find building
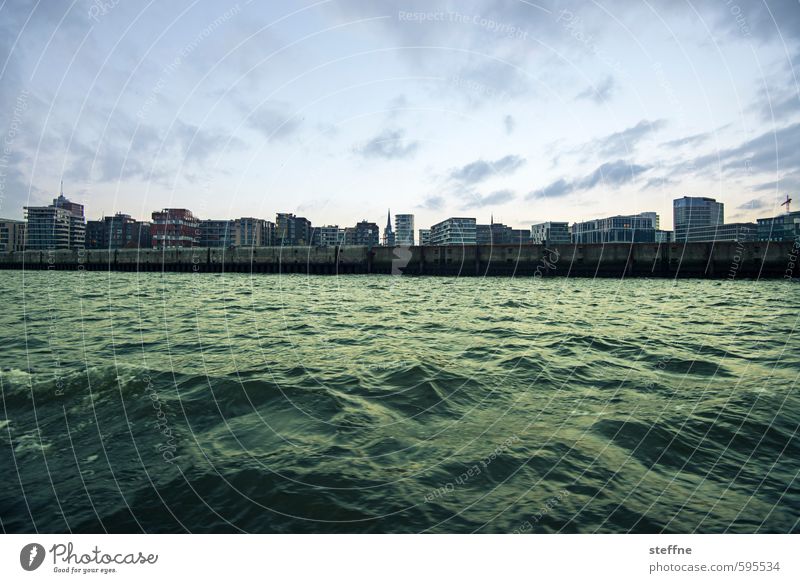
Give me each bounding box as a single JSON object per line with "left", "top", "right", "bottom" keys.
{"left": 757, "top": 210, "right": 800, "bottom": 242}
{"left": 681, "top": 222, "right": 757, "bottom": 243}
{"left": 199, "top": 219, "right": 235, "bottom": 248}
{"left": 429, "top": 217, "right": 477, "bottom": 246}
{"left": 637, "top": 212, "right": 660, "bottom": 230}
{"left": 151, "top": 208, "right": 200, "bottom": 248}
{"left": 418, "top": 229, "right": 431, "bottom": 246}
{"left": 313, "top": 225, "right": 345, "bottom": 246}
{"left": 52, "top": 193, "right": 86, "bottom": 248}
{"left": 234, "top": 217, "right": 274, "bottom": 247}
{"left": 674, "top": 196, "right": 724, "bottom": 241}
{"left": 276, "top": 213, "right": 312, "bottom": 246}
{"left": 572, "top": 214, "right": 656, "bottom": 243}
{"left": 344, "top": 220, "right": 380, "bottom": 247}
{"left": 0, "top": 219, "right": 26, "bottom": 251}
{"left": 395, "top": 214, "right": 415, "bottom": 246}
{"left": 655, "top": 230, "right": 674, "bottom": 243}
{"left": 531, "top": 222, "right": 570, "bottom": 245}
{"left": 382, "top": 210, "right": 395, "bottom": 246}
{"left": 86, "top": 213, "right": 151, "bottom": 249}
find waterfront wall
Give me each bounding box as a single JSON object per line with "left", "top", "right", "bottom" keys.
{"left": 0, "top": 241, "right": 797, "bottom": 278}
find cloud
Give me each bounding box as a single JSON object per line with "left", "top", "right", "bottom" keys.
{"left": 589, "top": 119, "right": 667, "bottom": 157}
{"left": 737, "top": 198, "right": 767, "bottom": 210}
{"left": 575, "top": 76, "right": 615, "bottom": 104}
{"left": 504, "top": 114, "right": 515, "bottom": 134}
{"left": 246, "top": 104, "right": 303, "bottom": 141}
{"left": 527, "top": 160, "right": 650, "bottom": 200}
{"left": 450, "top": 154, "right": 525, "bottom": 184}
{"left": 692, "top": 122, "right": 800, "bottom": 175}
{"left": 358, "top": 129, "right": 419, "bottom": 159}
{"left": 462, "top": 189, "right": 516, "bottom": 209}
{"left": 661, "top": 131, "right": 711, "bottom": 149}
{"left": 417, "top": 195, "right": 445, "bottom": 210}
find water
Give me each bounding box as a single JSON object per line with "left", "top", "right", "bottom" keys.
{"left": 0, "top": 271, "right": 798, "bottom": 533}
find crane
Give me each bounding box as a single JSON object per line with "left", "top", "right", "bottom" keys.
{"left": 780, "top": 193, "right": 792, "bottom": 214}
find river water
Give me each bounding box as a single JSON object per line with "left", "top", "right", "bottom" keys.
{"left": 0, "top": 271, "right": 798, "bottom": 532}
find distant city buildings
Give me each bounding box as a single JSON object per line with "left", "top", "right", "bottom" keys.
{"left": 681, "top": 222, "right": 757, "bottom": 243}
{"left": 0, "top": 219, "right": 26, "bottom": 252}
{"left": 345, "top": 220, "right": 380, "bottom": 247}
{"left": 87, "top": 213, "right": 151, "bottom": 249}
{"left": 476, "top": 218, "right": 530, "bottom": 244}
{"left": 276, "top": 213, "right": 312, "bottom": 246}
{"left": 313, "top": 225, "right": 345, "bottom": 246}
{"left": 24, "top": 191, "right": 86, "bottom": 250}
{"left": 418, "top": 228, "right": 431, "bottom": 246}
{"left": 151, "top": 208, "right": 200, "bottom": 248}
{"left": 395, "top": 214, "right": 415, "bottom": 246}
{"left": 673, "top": 196, "right": 724, "bottom": 241}
{"left": 531, "top": 222, "right": 570, "bottom": 246}
{"left": 430, "top": 217, "right": 476, "bottom": 245}
{"left": 235, "top": 217, "right": 274, "bottom": 247}
{"left": 572, "top": 214, "right": 656, "bottom": 243}
{"left": 757, "top": 210, "right": 800, "bottom": 242}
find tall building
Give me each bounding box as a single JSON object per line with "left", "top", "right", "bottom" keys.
{"left": 429, "top": 217, "right": 477, "bottom": 245}
{"left": 572, "top": 214, "right": 656, "bottom": 243}
{"left": 234, "top": 217, "right": 274, "bottom": 247}
{"left": 0, "top": 219, "right": 26, "bottom": 251}
{"left": 24, "top": 189, "right": 85, "bottom": 250}
{"left": 757, "top": 211, "right": 800, "bottom": 242}
{"left": 395, "top": 214, "right": 415, "bottom": 246}
{"left": 313, "top": 225, "right": 345, "bottom": 246}
{"left": 199, "top": 219, "right": 235, "bottom": 248}
{"left": 151, "top": 208, "right": 200, "bottom": 248}
{"left": 87, "top": 213, "right": 151, "bottom": 249}
{"left": 383, "top": 210, "right": 395, "bottom": 246}
{"left": 418, "top": 228, "right": 431, "bottom": 246}
{"left": 276, "top": 213, "right": 312, "bottom": 245}
{"left": 673, "top": 196, "right": 724, "bottom": 241}
{"left": 52, "top": 192, "right": 86, "bottom": 248}
{"left": 531, "top": 222, "right": 570, "bottom": 245}
{"left": 344, "top": 220, "right": 380, "bottom": 247}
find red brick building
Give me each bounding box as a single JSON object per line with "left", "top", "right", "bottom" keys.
{"left": 150, "top": 208, "right": 200, "bottom": 248}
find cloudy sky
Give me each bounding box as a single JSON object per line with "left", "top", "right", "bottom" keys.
{"left": 0, "top": 0, "right": 798, "bottom": 230}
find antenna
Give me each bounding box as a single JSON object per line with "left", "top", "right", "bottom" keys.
{"left": 780, "top": 193, "right": 792, "bottom": 214}
{"left": 60, "top": 179, "right": 64, "bottom": 197}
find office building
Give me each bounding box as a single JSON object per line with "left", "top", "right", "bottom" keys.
{"left": 276, "top": 213, "right": 312, "bottom": 246}
{"left": 199, "top": 219, "right": 235, "bottom": 248}
{"left": 757, "top": 211, "right": 800, "bottom": 242}
{"left": 234, "top": 217, "right": 274, "bottom": 247}
{"left": 87, "top": 213, "right": 152, "bottom": 249}
{"left": 674, "top": 196, "right": 724, "bottom": 241}
{"left": 151, "top": 208, "right": 200, "bottom": 248}
{"left": 655, "top": 230, "right": 674, "bottom": 243}
{"left": 429, "top": 217, "right": 477, "bottom": 246}
{"left": 24, "top": 191, "right": 86, "bottom": 250}
{"left": 531, "top": 222, "right": 570, "bottom": 245}
{"left": 680, "top": 222, "right": 757, "bottom": 243}
{"left": 313, "top": 225, "right": 345, "bottom": 246}
{"left": 395, "top": 214, "right": 415, "bottom": 246}
{"left": 637, "top": 212, "right": 660, "bottom": 230}
{"left": 418, "top": 229, "right": 431, "bottom": 246}
{"left": 344, "top": 220, "right": 380, "bottom": 247}
{"left": 572, "top": 214, "right": 656, "bottom": 243}
{"left": 52, "top": 193, "right": 86, "bottom": 248}
{"left": 0, "top": 219, "right": 26, "bottom": 251}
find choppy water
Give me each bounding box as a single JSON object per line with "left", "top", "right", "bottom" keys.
{"left": 0, "top": 271, "right": 798, "bottom": 533}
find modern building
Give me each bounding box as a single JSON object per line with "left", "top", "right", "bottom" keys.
{"left": 637, "top": 211, "right": 660, "bottom": 230}
{"left": 655, "top": 230, "right": 674, "bottom": 243}
{"left": 276, "top": 213, "right": 312, "bottom": 246}
{"left": 24, "top": 191, "right": 86, "bottom": 250}
{"left": 151, "top": 208, "right": 200, "bottom": 248}
{"left": 531, "top": 222, "right": 571, "bottom": 245}
{"left": 0, "top": 219, "right": 26, "bottom": 252}
{"left": 429, "top": 217, "right": 477, "bottom": 246}
{"left": 313, "top": 225, "right": 345, "bottom": 246}
{"left": 234, "top": 217, "right": 274, "bottom": 247}
{"left": 344, "top": 220, "right": 380, "bottom": 247}
{"left": 395, "top": 214, "right": 415, "bottom": 246}
{"left": 87, "top": 213, "right": 151, "bottom": 249}
{"left": 418, "top": 229, "right": 431, "bottom": 246}
{"left": 757, "top": 210, "right": 800, "bottom": 242}
{"left": 572, "top": 214, "right": 656, "bottom": 243}
{"left": 681, "top": 222, "right": 757, "bottom": 243}
{"left": 52, "top": 193, "right": 86, "bottom": 248}
{"left": 383, "top": 210, "right": 395, "bottom": 246}
{"left": 674, "top": 196, "right": 724, "bottom": 241}
{"left": 199, "top": 219, "right": 235, "bottom": 248}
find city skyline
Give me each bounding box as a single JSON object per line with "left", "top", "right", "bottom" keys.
{"left": 0, "top": 1, "right": 798, "bottom": 230}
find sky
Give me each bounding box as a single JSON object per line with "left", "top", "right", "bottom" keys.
{"left": 0, "top": 0, "right": 798, "bottom": 231}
